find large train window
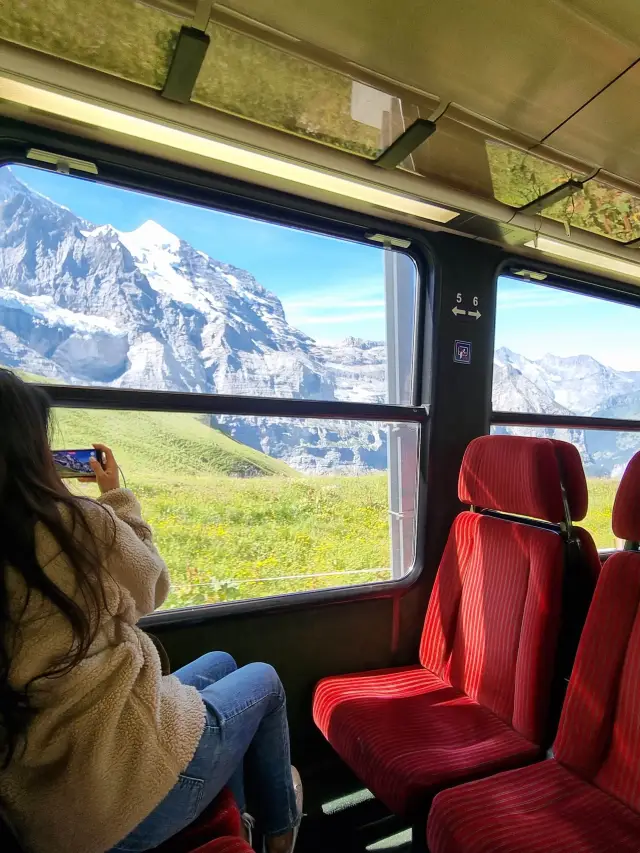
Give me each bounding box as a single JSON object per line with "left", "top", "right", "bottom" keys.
{"left": 492, "top": 274, "right": 640, "bottom": 548}
{"left": 0, "top": 164, "right": 423, "bottom": 608}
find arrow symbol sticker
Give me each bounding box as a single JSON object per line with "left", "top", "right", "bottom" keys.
{"left": 468, "top": 309, "right": 481, "bottom": 319}
{"left": 452, "top": 306, "right": 467, "bottom": 316}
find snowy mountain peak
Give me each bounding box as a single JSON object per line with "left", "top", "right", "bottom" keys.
{"left": 494, "top": 346, "right": 518, "bottom": 364}
{"left": 121, "top": 219, "right": 181, "bottom": 252}
{"left": 341, "top": 336, "right": 384, "bottom": 350}
{"left": 539, "top": 352, "right": 601, "bottom": 369}
{"left": 0, "top": 167, "right": 26, "bottom": 201}
{"left": 82, "top": 224, "right": 118, "bottom": 239}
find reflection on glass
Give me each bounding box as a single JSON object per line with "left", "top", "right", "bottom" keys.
{"left": 193, "top": 25, "right": 383, "bottom": 157}
{"left": 0, "top": 164, "right": 418, "bottom": 406}
{"left": 486, "top": 142, "right": 640, "bottom": 242}
{"left": 486, "top": 142, "right": 577, "bottom": 207}
{"left": 54, "top": 408, "right": 419, "bottom": 608}
{"left": 0, "top": 0, "right": 179, "bottom": 87}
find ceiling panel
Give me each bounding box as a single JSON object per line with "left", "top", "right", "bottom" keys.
{"left": 555, "top": 0, "right": 640, "bottom": 50}
{"left": 544, "top": 63, "right": 640, "bottom": 186}
{"left": 220, "top": 0, "right": 639, "bottom": 140}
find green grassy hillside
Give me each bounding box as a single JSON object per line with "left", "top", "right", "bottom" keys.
{"left": 135, "top": 474, "right": 390, "bottom": 609}
{"left": 13, "top": 374, "right": 627, "bottom": 608}
{"left": 50, "top": 405, "right": 390, "bottom": 609}
{"left": 52, "top": 407, "right": 295, "bottom": 480}
{"left": 50, "top": 403, "right": 628, "bottom": 606}
{"left": 583, "top": 477, "right": 619, "bottom": 551}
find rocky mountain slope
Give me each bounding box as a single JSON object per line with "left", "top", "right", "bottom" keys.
{"left": 493, "top": 347, "right": 640, "bottom": 477}
{"left": 0, "top": 168, "right": 389, "bottom": 473}
{"left": 1, "top": 166, "right": 638, "bottom": 477}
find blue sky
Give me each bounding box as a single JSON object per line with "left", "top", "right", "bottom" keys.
{"left": 496, "top": 277, "right": 640, "bottom": 371}
{"left": 10, "top": 166, "right": 640, "bottom": 367}
{"left": 12, "top": 165, "right": 389, "bottom": 344}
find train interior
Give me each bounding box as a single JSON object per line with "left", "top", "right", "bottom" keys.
{"left": 1, "top": 2, "right": 640, "bottom": 852}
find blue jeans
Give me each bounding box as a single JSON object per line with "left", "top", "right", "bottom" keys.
{"left": 110, "top": 652, "right": 299, "bottom": 851}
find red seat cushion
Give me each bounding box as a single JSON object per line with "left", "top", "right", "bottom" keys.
{"left": 427, "top": 760, "right": 640, "bottom": 853}
{"left": 313, "top": 666, "right": 540, "bottom": 816}
{"left": 314, "top": 510, "right": 566, "bottom": 815}
{"left": 152, "top": 788, "right": 242, "bottom": 853}
{"left": 191, "top": 840, "right": 253, "bottom": 853}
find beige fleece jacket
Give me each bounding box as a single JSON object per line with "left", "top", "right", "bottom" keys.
{"left": 0, "top": 489, "right": 206, "bottom": 853}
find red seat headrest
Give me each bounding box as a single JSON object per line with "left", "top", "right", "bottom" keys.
{"left": 612, "top": 451, "right": 640, "bottom": 541}
{"left": 459, "top": 435, "right": 588, "bottom": 523}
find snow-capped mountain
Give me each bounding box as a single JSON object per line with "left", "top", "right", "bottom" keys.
{"left": 493, "top": 347, "right": 640, "bottom": 477}
{"left": 0, "top": 168, "right": 389, "bottom": 473}
{"left": 1, "top": 166, "right": 638, "bottom": 477}
{"left": 494, "top": 347, "right": 639, "bottom": 416}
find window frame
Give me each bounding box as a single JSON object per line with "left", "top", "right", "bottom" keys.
{"left": 491, "top": 257, "right": 640, "bottom": 554}
{"left": 0, "top": 118, "right": 435, "bottom": 624}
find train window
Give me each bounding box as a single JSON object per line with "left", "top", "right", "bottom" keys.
{"left": 0, "top": 162, "right": 424, "bottom": 609}
{"left": 0, "top": 165, "right": 417, "bottom": 405}
{"left": 493, "top": 274, "right": 640, "bottom": 548}
{"left": 55, "top": 409, "right": 420, "bottom": 607}
{"left": 494, "top": 276, "right": 640, "bottom": 420}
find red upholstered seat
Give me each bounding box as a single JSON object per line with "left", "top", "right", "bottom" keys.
{"left": 427, "top": 760, "right": 640, "bottom": 853}
{"left": 189, "top": 840, "right": 254, "bottom": 853}
{"left": 152, "top": 788, "right": 242, "bottom": 853}
{"left": 0, "top": 788, "right": 245, "bottom": 853}
{"left": 192, "top": 836, "right": 254, "bottom": 853}
{"left": 313, "top": 665, "right": 540, "bottom": 816}
{"left": 313, "top": 436, "right": 598, "bottom": 817}
{"left": 427, "top": 450, "right": 640, "bottom": 853}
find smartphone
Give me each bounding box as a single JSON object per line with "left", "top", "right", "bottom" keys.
{"left": 52, "top": 448, "right": 101, "bottom": 479}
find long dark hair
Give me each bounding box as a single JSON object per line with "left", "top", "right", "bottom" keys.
{"left": 0, "top": 370, "right": 112, "bottom": 766}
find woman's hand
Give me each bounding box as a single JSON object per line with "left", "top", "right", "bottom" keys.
{"left": 89, "top": 443, "right": 120, "bottom": 494}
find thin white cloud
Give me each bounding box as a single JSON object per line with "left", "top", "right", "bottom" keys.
{"left": 285, "top": 296, "right": 385, "bottom": 310}
{"left": 497, "top": 292, "right": 578, "bottom": 310}
{"left": 282, "top": 277, "right": 386, "bottom": 313}
{"left": 288, "top": 309, "right": 385, "bottom": 325}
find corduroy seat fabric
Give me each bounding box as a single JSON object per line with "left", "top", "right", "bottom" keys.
{"left": 313, "top": 664, "right": 540, "bottom": 816}
{"left": 427, "top": 450, "right": 640, "bottom": 853}
{"left": 427, "top": 760, "right": 640, "bottom": 852}
{"left": 313, "top": 436, "right": 599, "bottom": 817}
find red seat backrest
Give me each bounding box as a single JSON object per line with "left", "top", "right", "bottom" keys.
{"left": 554, "top": 450, "right": 640, "bottom": 811}
{"left": 420, "top": 435, "right": 595, "bottom": 746}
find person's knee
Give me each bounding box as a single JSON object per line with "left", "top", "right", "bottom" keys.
{"left": 201, "top": 650, "right": 237, "bottom": 678}
{"left": 247, "top": 662, "right": 285, "bottom": 701}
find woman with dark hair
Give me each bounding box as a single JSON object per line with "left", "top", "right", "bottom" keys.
{"left": 0, "top": 370, "right": 301, "bottom": 853}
